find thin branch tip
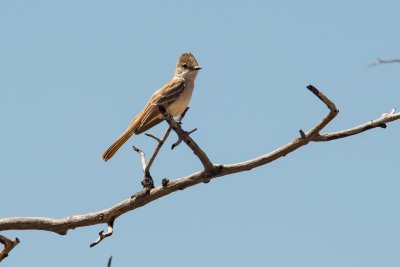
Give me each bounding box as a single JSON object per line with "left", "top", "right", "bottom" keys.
{"left": 145, "top": 133, "right": 163, "bottom": 143}
{"left": 171, "top": 128, "right": 198, "bottom": 150}
{"left": 307, "top": 84, "right": 338, "bottom": 113}
{"left": 90, "top": 221, "right": 114, "bottom": 248}
{"left": 306, "top": 84, "right": 318, "bottom": 93}
{"left": 132, "top": 145, "right": 147, "bottom": 176}
{"left": 178, "top": 106, "right": 190, "bottom": 120}
{"left": 367, "top": 58, "right": 400, "bottom": 67}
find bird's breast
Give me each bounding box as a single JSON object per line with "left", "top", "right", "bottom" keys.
{"left": 166, "top": 81, "right": 195, "bottom": 116}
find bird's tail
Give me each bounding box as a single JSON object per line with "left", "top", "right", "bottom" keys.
{"left": 101, "top": 121, "right": 139, "bottom": 161}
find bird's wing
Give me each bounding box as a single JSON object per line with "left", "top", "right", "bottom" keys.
{"left": 138, "top": 78, "right": 185, "bottom": 129}
{"left": 153, "top": 78, "right": 186, "bottom": 106}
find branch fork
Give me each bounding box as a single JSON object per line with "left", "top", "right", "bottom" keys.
{"left": 158, "top": 106, "right": 214, "bottom": 171}
{"left": 131, "top": 107, "right": 196, "bottom": 190}
{"left": 0, "top": 235, "right": 20, "bottom": 261}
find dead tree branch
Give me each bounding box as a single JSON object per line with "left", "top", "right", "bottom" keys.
{"left": 145, "top": 107, "right": 190, "bottom": 172}
{"left": 0, "top": 235, "right": 19, "bottom": 261}
{"left": 367, "top": 58, "right": 400, "bottom": 67}
{"left": 0, "top": 85, "right": 399, "bottom": 261}
{"left": 158, "top": 105, "right": 214, "bottom": 171}
{"left": 132, "top": 107, "right": 191, "bottom": 189}
{"left": 90, "top": 220, "right": 114, "bottom": 248}
{"left": 314, "top": 108, "right": 399, "bottom": 141}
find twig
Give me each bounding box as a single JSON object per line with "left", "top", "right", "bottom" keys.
{"left": 132, "top": 146, "right": 154, "bottom": 188}
{"left": 176, "top": 106, "right": 190, "bottom": 122}
{"left": 313, "top": 108, "right": 399, "bottom": 141}
{"left": 170, "top": 107, "right": 194, "bottom": 150}
{"left": 145, "top": 133, "right": 162, "bottom": 143}
{"left": 145, "top": 107, "right": 191, "bottom": 170}
{"left": 367, "top": 58, "right": 400, "bottom": 67}
{"left": 145, "top": 128, "right": 172, "bottom": 174}
{"left": 132, "top": 107, "right": 193, "bottom": 188}
{"left": 0, "top": 235, "right": 20, "bottom": 261}
{"left": 171, "top": 128, "right": 197, "bottom": 150}
{"left": 90, "top": 220, "right": 114, "bottom": 248}
{"left": 132, "top": 146, "right": 146, "bottom": 174}
{"left": 300, "top": 85, "right": 339, "bottom": 141}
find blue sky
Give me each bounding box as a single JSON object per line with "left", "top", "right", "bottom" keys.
{"left": 1, "top": 0, "right": 399, "bottom": 266}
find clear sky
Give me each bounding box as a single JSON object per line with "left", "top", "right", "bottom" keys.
{"left": 1, "top": 0, "right": 399, "bottom": 266}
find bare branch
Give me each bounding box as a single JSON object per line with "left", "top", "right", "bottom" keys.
{"left": 158, "top": 106, "right": 214, "bottom": 170}
{"left": 132, "top": 146, "right": 154, "bottom": 188}
{"left": 0, "top": 85, "right": 398, "bottom": 261}
{"left": 0, "top": 235, "right": 19, "bottom": 261}
{"left": 144, "top": 133, "right": 162, "bottom": 143}
{"left": 169, "top": 106, "right": 194, "bottom": 150}
{"left": 145, "top": 128, "right": 172, "bottom": 174}
{"left": 132, "top": 146, "right": 147, "bottom": 173}
{"left": 137, "top": 107, "right": 193, "bottom": 174}
{"left": 132, "top": 107, "right": 193, "bottom": 189}
{"left": 221, "top": 85, "right": 339, "bottom": 173}
{"left": 90, "top": 220, "right": 114, "bottom": 248}
{"left": 367, "top": 58, "right": 400, "bottom": 67}
{"left": 314, "top": 108, "right": 400, "bottom": 141}
{"left": 302, "top": 85, "right": 339, "bottom": 140}
{"left": 171, "top": 128, "right": 197, "bottom": 150}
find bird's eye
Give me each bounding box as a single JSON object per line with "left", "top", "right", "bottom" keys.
{"left": 182, "top": 63, "right": 188, "bottom": 68}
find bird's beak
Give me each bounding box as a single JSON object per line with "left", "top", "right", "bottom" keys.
{"left": 193, "top": 66, "right": 202, "bottom": 70}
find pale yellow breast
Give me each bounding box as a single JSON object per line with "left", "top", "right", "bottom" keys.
{"left": 166, "top": 81, "right": 195, "bottom": 116}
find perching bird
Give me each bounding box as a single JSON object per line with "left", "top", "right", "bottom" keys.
{"left": 102, "top": 53, "right": 201, "bottom": 161}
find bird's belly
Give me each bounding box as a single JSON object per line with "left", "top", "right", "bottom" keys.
{"left": 166, "top": 84, "right": 194, "bottom": 116}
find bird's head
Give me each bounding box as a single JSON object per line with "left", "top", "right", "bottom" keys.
{"left": 175, "top": 53, "right": 201, "bottom": 79}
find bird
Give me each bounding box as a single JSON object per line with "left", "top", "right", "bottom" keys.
{"left": 101, "top": 53, "right": 201, "bottom": 161}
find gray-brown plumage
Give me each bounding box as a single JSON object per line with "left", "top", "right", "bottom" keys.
{"left": 101, "top": 53, "right": 201, "bottom": 161}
